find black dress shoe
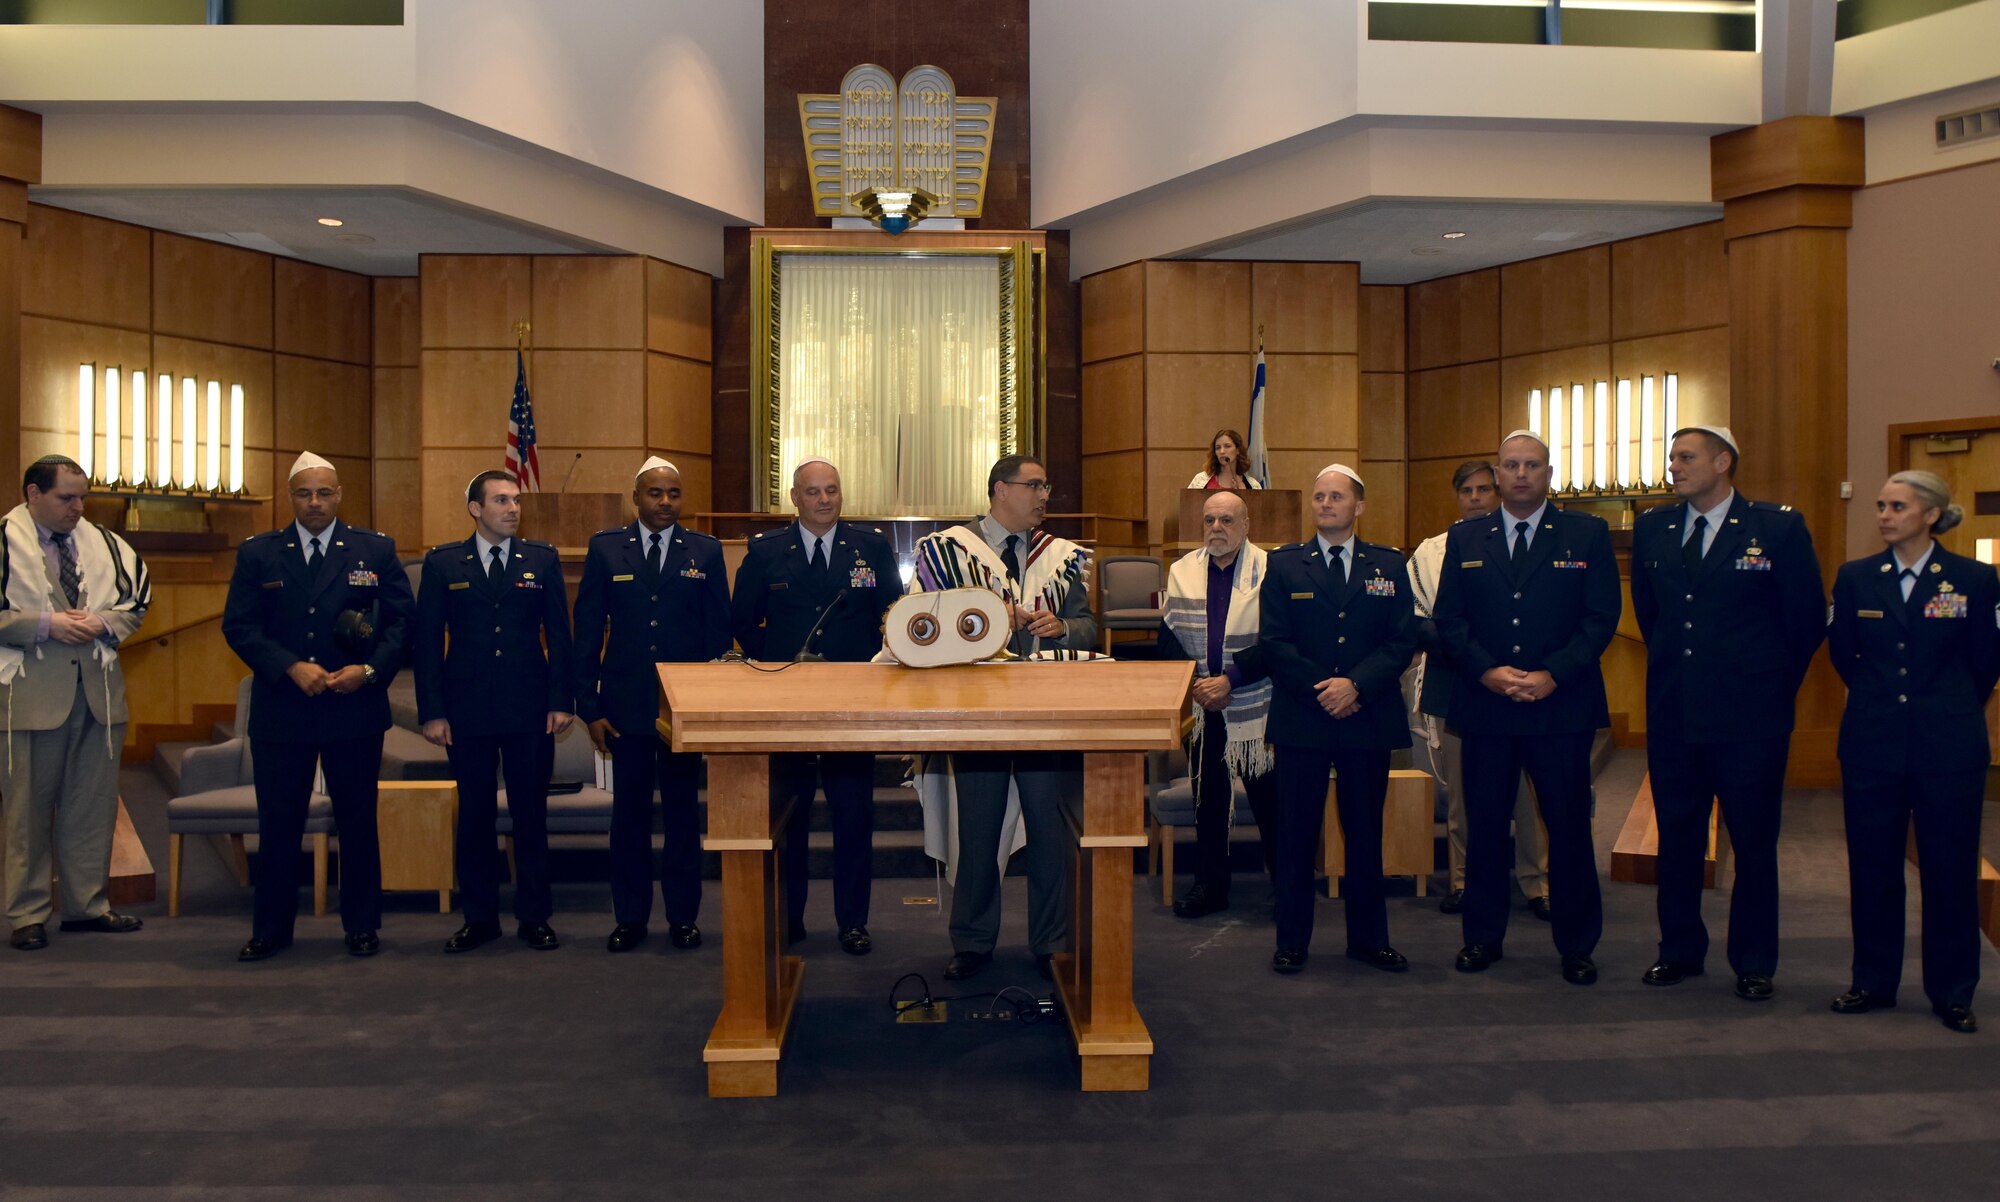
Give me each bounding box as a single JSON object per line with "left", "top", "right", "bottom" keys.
{"left": 1346, "top": 946, "right": 1409, "bottom": 972}
{"left": 1936, "top": 1005, "right": 1978, "bottom": 1033}
{"left": 1172, "top": 881, "right": 1230, "bottom": 918}
{"left": 1831, "top": 989, "right": 1896, "bottom": 1014}
{"left": 516, "top": 922, "right": 559, "bottom": 951}
{"left": 1455, "top": 944, "right": 1502, "bottom": 972}
{"left": 1562, "top": 955, "right": 1598, "bottom": 985}
{"left": 1735, "top": 974, "right": 1775, "bottom": 1001}
{"left": 1438, "top": 889, "right": 1465, "bottom": 915}
{"left": 346, "top": 930, "right": 381, "bottom": 957}
{"left": 11, "top": 923, "right": 49, "bottom": 951}
{"left": 944, "top": 950, "right": 991, "bottom": 980}
{"left": 668, "top": 923, "right": 702, "bottom": 950}
{"left": 237, "top": 936, "right": 289, "bottom": 962}
{"left": 606, "top": 924, "right": 648, "bottom": 953}
{"left": 1528, "top": 896, "right": 1553, "bottom": 923}
{"left": 59, "top": 912, "right": 143, "bottom": 933}
{"left": 839, "top": 926, "right": 872, "bottom": 956}
{"left": 443, "top": 922, "right": 502, "bottom": 954}
{"left": 1035, "top": 953, "right": 1055, "bottom": 981}
{"left": 1272, "top": 948, "right": 1307, "bottom": 974}
{"left": 1643, "top": 960, "right": 1704, "bottom": 987}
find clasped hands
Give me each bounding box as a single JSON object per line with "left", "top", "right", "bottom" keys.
{"left": 1006, "top": 600, "right": 1065, "bottom": 640}
{"left": 1314, "top": 676, "right": 1361, "bottom": 720}
{"left": 1482, "top": 666, "right": 1557, "bottom": 703}
{"left": 287, "top": 660, "right": 366, "bottom": 697}
{"left": 47, "top": 610, "right": 104, "bottom": 645}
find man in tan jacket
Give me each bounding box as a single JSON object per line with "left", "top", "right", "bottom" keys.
{"left": 1, "top": 456, "right": 151, "bottom": 950}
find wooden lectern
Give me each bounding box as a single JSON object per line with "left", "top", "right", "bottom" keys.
{"left": 1177, "top": 487, "right": 1303, "bottom": 547}
{"left": 658, "top": 660, "right": 1192, "bottom": 1098}
{"left": 519, "top": 492, "right": 626, "bottom": 552}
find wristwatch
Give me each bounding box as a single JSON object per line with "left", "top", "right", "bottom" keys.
{"left": 361, "top": 664, "right": 378, "bottom": 685}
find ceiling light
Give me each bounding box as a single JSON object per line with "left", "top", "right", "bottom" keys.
{"left": 1442, "top": 231, "right": 1466, "bottom": 239}
{"left": 317, "top": 217, "right": 344, "bottom": 227}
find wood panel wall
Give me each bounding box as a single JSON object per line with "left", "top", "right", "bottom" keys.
{"left": 1359, "top": 285, "right": 1408, "bottom": 549}
{"left": 1080, "top": 260, "right": 1362, "bottom": 552}
{"left": 417, "top": 254, "right": 713, "bottom": 548}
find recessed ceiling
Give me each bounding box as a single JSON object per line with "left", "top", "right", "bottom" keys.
{"left": 1191, "top": 199, "right": 1721, "bottom": 285}
{"left": 28, "top": 185, "right": 613, "bottom": 277}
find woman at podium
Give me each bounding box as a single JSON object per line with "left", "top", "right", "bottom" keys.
{"left": 1187, "top": 429, "right": 1264, "bottom": 491}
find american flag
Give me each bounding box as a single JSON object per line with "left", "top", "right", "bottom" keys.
{"left": 506, "top": 347, "right": 541, "bottom": 492}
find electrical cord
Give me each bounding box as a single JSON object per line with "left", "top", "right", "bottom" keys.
{"left": 888, "top": 973, "right": 1056, "bottom": 1026}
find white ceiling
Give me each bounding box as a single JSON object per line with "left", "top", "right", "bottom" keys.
{"left": 1190, "top": 198, "right": 1722, "bottom": 284}
{"left": 28, "top": 185, "right": 612, "bottom": 276}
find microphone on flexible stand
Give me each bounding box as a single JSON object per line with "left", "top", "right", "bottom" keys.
{"left": 794, "top": 588, "right": 850, "bottom": 663}
{"left": 557, "top": 452, "right": 584, "bottom": 495}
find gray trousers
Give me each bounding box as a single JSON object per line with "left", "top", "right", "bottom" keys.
{"left": 3, "top": 677, "right": 123, "bottom": 930}
{"left": 948, "top": 751, "right": 1079, "bottom": 956}
{"left": 1441, "top": 725, "right": 1548, "bottom": 897}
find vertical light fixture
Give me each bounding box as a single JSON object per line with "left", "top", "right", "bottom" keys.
{"left": 180, "top": 377, "right": 198, "bottom": 487}
{"left": 1591, "top": 380, "right": 1609, "bottom": 490}
{"left": 1615, "top": 377, "right": 1633, "bottom": 489}
{"left": 1547, "top": 383, "right": 1564, "bottom": 492}
{"left": 1569, "top": 383, "right": 1586, "bottom": 493}
{"left": 103, "top": 367, "right": 121, "bottom": 485}
{"left": 77, "top": 364, "right": 96, "bottom": 480}
{"left": 1528, "top": 388, "right": 1543, "bottom": 439}
{"left": 130, "top": 370, "right": 147, "bottom": 487}
{"left": 1664, "top": 373, "right": 1679, "bottom": 449}
{"left": 228, "top": 384, "right": 245, "bottom": 493}
{"left": 1640, "top": 375, "right": 1657, "bottom": 487}
{"left": 157, "top": 374, "right": 174, "bottom": 487}
{"left": 204, "top": 380, "right": 222, "bottom": 490}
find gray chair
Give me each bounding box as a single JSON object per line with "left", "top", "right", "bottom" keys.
{"left": 380, "top": 723, "right": 453, "bottom": 780}
{"left": 495, "top": 722, "right": 616, "bottom": 877}
{"left": 1097, "top": 555, "right": 1166, "bottom": 654}
{"left": 166, "top": 676, "right": 332, "bottom": 918}
{"left": 1145, "top": 743, "right": 1254, "bottom": 906}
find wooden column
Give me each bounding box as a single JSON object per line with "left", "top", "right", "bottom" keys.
{"left": 0, "top": 105, "right": 39, "bottom": 494}
{"left": 1710, "top": 116, "right": 1864, "bottom": 788}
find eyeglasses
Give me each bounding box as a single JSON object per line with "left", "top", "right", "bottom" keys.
{"left": 1000, "top": 479, "right": 1053, "bottom": 495}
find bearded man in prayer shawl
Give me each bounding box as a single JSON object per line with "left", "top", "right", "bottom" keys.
{"left": 2, "top": 456, "right": 151, "bottom": 952}
{"left": 899, "top": 453, "right": 1095, "bottom": 983}
{"left": 1155, "top": 490, "right": 1277, "bottom": 919}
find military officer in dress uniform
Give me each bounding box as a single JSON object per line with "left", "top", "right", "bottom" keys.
{"left": 221, "top": 452, "right": 413, "bottom": 961}
{"left": 731, "top": 457, "right": 903, "bottom": 956}
{"left": 1257, "top": 464, "right": 1417, "bottom": 975}
{"left": 415, "top": 470, "right": 575, "bottom": 954}
{"left": 1433, "top": 431, "right": 1620, "bottom": 985}
{"left": 1630, "top": 426, "right": 1825, "bottom": 1000}
{"left": 573, "top": 456, "right": 731, "bottom": 953}
{"left": 1827, "top": 471, "right": 2000, "bottom": 1034}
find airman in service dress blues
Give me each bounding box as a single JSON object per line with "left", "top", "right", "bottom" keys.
{"left": 222, "top": 452, "right": 413, "bottom": 962}
{"left": 415, "top": 470, "right": 575, "bottom": 955}
{"left": 730, "top": 457, "right": 903, "bottom": 955}
{"left": 573, "top": 456, "right": 731, "bottom": 953}
{"left": 1630, "top": 426, "right": 1824, "bottom": 1001}
{"left": 1827, "top": 471, "right": 2000, "bottom": 1034}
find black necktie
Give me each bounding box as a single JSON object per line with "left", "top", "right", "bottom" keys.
{"left": 52, "top": 532, "right": 81, "bottom": 608}
{"left": 1682, "top": 515, "right": 1708, "bottom": 577}
{"left": 307, "top": 535, "right": 323, "bottom": 575}
{"left": 1327, "top": 544, "right": 1345, "bottom": 586}
{"left": 1002, "top": 535, "right": 1021, "bottom": 586}
{"left": 1900, "top": 567, "right": 1916, "bottom": 603}
{"left": 488, "top": 545, "right": 504, "bottom": 583}
{"left": 1509, "top": 521, "right": 1530, "bottom": 571}
{"left": 809, "top": 537, "right": 828, "bottom": 581}
{"left": 647, "top": 532, "right": 663, "bottom": 578}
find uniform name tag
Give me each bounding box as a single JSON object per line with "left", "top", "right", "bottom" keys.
{"left": 850, "top": 566, "right": 877, "bottom": 589}
{"left": 1856, "top": 609, "right": 1884, "bottom": 619}
{"left": 1460, "top": 560, "right": 1483, "bottom": 569}
{"left": 448, "top": 581, "right": 471, "bottom": 591}
{"left": 1735, "top": 556, "right": 1773, "bottom": 571}
{"left": 261, "top": 580, "right": 284, "bottom": 590}
{"left": 1365, "top": 577, "right": 1395, "bottom": 597}
{"left": 768, "top": 581, "right": 787, "bottom": 590}
{"left": 679, "top": 566, "right": 707, "bottom": 580}
{"left": 1552, "top": 560, "right": 1588, "bottom": 570}
{"left": 1290, "top": 591, "right": 1314, "bottom": 600}
{"left": 1924, "top": 593, "right": 1969, "bottom": 619}
{"left": 347, "top": 570, "right": 378, "bottom": 587}
{"left": 612, "top": 574, "right": 635, "bottom": 582}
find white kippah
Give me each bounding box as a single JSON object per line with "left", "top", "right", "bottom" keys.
{"left": 1315, "top": 462, "right": 1365, "bottom": 488}
{"left": 1501, "top": 429, "right": 1549, "bottom": 454}
{"left": 634, "top": 455, "right": 680, "bottom": 480}
{"left": 1675, "top": 424, "right": 1739, "bottom": 455}
{"left": 288, "top": 451, "right": 335, "bottom": 479}
{"left": 794, "top": 456, "right": 836, "bottom": 473}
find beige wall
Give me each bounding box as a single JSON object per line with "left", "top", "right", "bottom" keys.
{"left": 1846, "top": 158, "right": 2000, "bottom": 558}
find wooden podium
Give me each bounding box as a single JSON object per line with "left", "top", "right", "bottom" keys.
{"left": 519, "top": 492, "right": 626, "bottom": 552}
{"left": 1177, "top": 487, "right": 1303, "bottom": 547}
{"left": 658, "top": 660, "right": 1192, "bottom": 1098}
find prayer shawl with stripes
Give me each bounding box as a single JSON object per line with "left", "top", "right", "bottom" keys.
{"left": 1163, "top": 542, "right": 1273, "bottom": 784}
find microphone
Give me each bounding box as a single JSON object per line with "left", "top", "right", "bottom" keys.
{"left": 558, "top": 452, "right": 583, "bottom": 495}
{"left": 794, "top": 588, "right": 850, "bottom": 663}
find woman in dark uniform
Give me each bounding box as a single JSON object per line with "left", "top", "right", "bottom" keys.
{"left": 1827, "top": 470, "right": 2000, "bottom": 1033}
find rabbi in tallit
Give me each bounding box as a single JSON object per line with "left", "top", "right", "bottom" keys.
{"left": 2, "top": 455, "right": 151, "bottom": 953}
{"left": 1155, "top": 490, "right": 1277, "bottom": 920}
{"left": 898, "top": 453, "right": 1095, "bottom": 984}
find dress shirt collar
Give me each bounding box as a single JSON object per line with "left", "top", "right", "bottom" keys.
{"left": 1314, "top": 531, "right": 1357, "bottom": 564}
{"left": 978, "top": 513, "right": 1032, "bottom": 552}
{"left": 1893, "top": 540, "right": 1936, "bottom": 578}
{"left": 293, "top": 520, "right": 337, "bottom": 557}
{"left": 798, "top": 521, "right": 837, "bottom": 559}
{"left": 1684, "top": 490, "right": 1735, "bottom": 538}
{"left": 474, "top": 533, "right": 511, "bottom": 566}
{"left": 637, "top": 520, "right": 676, "bottom": 551}
{"left": 1499, "top": 501, "right": 1549, "bottom": 546}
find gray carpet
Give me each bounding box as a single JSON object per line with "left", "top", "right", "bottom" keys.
{"left": 3, "top": 749, "right": 1998, "bottom": 1200}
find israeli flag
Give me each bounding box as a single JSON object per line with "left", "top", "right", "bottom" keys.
{"left": 1245, "top": 347, "right": 1269, "bottom": 487}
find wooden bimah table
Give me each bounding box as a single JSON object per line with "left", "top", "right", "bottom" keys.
{"left": 657, "top": 660, "right": 1192, "bottom": 1098}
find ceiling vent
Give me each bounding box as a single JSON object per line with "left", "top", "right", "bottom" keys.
{"left": 1936, "top": 103, "right": 2000, "bottom": 149}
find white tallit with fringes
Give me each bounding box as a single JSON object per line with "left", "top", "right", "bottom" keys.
{"left": 0, "top": 506, "right": 151, "bottom": 758}
{"left": 1163, "top": 542, "right": 1274, "bottom": 784}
